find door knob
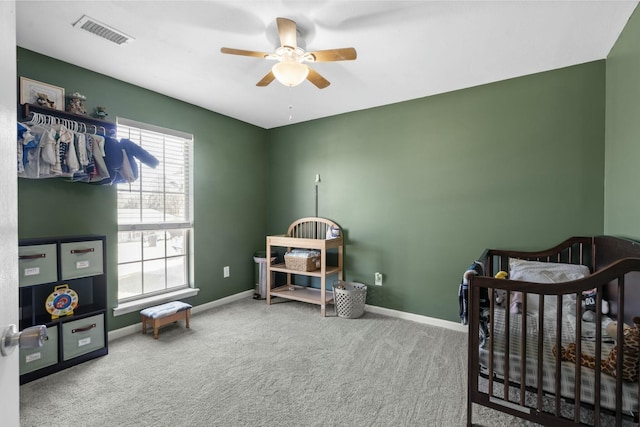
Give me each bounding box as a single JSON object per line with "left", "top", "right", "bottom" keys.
{"left": 1, "top": 324, "right": 47, "bottom": 356}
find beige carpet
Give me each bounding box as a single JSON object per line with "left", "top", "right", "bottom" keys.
{"left": 19, "top": 297, "right": 556, "bottom": 426}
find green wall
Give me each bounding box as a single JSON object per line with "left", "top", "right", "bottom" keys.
{"left": 267, "top": 62, "right": 606, "bottom": 321}
{"left": 17, "top": 48, "right": 609, "bottom": 326}
{"left": 17, "top": 48, "right": 269, "bottom": 330}
{"left": 605, "top": 6, "right": 640, "bottom": 239}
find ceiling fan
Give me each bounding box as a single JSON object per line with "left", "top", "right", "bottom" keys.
{"left": 221, "top": 17, "right": 357, "bottom": 89}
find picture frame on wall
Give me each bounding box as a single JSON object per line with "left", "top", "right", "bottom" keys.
{"left": 19, "top": 77, "right": 65, "bottom": 111}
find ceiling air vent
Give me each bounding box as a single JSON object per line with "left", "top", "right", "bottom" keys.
{"left": 73, "top": 15, "right": 134, "bottom": 45}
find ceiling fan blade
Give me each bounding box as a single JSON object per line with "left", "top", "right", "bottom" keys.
{"left": 221, "top": 47, "right": 269, "bottom": 59}
{"left": 256, "top": 71, "right": 275, "bottom": 87}
{"left": 276, "top": 17, "right": 297, "bottom": 48}
{"left": 306, "top": 66, "right": 330, "bottom": 89}
{"left": 307, "top": 48, "right": 357, "bottom": 62}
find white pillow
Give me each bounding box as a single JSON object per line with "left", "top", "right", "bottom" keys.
{"left": 508, "top": 258, "right": 590, "bottom": 314}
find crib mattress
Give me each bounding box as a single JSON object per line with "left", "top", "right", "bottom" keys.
{"left": 478, "top": 308, "right": 638, "bottom": 414}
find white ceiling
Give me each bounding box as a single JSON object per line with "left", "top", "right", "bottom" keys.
{"left": 16, "top": 1, "right": 639, "bottom": 129}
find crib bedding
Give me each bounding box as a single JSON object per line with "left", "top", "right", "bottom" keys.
{"left": 478, "top": 308, "right": 638, "bottom": 414}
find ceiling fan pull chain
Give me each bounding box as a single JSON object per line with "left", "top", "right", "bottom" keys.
{"left": 288, "top": 87, "right": 294, "bottom": 122}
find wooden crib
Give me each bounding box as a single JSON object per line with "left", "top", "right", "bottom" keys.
{"left": 467, "top": 236, "right": 640, "bottom": 427}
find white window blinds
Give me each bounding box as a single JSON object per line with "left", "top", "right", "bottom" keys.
{"left": 116, "top": 117, "right": 193, "bottom": 229}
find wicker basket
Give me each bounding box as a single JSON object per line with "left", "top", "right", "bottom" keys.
{"left": 284, "top": 251, "right": 320, "bottom": 272}
{"left": 333, "top": 281, "right": 367, "bottom": 319}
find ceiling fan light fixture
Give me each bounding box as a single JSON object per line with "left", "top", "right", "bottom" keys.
{"left": 272, "top": 61, "right": 309, "bottom": 87}
{"left": 221, "top": 17, "right": 356, "bottom": 89}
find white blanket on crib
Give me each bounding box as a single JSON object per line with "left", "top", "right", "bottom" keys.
{"left": 478, "top": 308, "right": 637, "bottom": 413}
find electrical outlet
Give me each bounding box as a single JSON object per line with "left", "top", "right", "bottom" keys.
{"left": 374, "top": 272, "right": 383, "bottom": 286}
{"left": 223, "top": 266, "right": 230, "bottom": 278}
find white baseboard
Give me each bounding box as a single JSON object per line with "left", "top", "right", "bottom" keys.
{"left": 365, "top": 304, "right": 468, "bottom": 333}
{"left": 190, "top": 290, "right": 254, "bottom": 314}
{"left": 108, "top": 290, "right": 467, "bottom": 341}
{"left": 108, "top": 289, "right": 254, "bottom": 342}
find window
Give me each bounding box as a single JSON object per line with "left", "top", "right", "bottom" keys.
{"left": 116, "top": 118, "right": 193, "bottom": 302}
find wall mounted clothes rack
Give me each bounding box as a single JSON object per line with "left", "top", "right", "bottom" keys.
{"left": 18, "top": 103, "right": 159, "bottom": 184}
{"left": 25, "top": 110, "right": 110, "bottom": 136}
{"left": 21, "top": 103, "right": 116, "bottom": 134}
{"left": 18, "top": 103, "right": 115, "bottom": 181}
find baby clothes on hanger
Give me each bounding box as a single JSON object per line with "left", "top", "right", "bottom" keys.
{"left": 99, "top": 136, "right": 159, "bottom": 185}
{"left": 17, "top": 122, "right": 36, "bottom": 175}
{"left": 17, "top": 113, "right": 153, "bottom": 185}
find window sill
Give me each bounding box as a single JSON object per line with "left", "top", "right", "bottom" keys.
{"left": 113, "top": 288, "right": 200, "bottom": 317}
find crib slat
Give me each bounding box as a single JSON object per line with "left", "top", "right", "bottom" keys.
{"left": 537, "top": 295, "right": 544, "bottom": 413}
{"left": 488, "top": 289, "right": 495, "bottom": 399}
{"left": 519, "top": 295, "right": 527, "bottom": 406}
{"left": 574, "top": 293, "right": 582, "bottom": 423}
{"left": 616, "top": 278, "right": 625, "bottom": 427}
{"left": 554, "top": 294, "right": 562, "bottom": 416}
{"left": 504, "top": 289, "right": 511, "bottom": 402}
{"left": 578, "top": 243, "right": 583, "bottom": 265}
{"left": 594, "top": 289, "right": 602, "bottom": 424}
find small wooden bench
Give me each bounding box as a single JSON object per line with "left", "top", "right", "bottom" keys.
{"left": 140, "top": 301, "right": 192, "bottom": 339}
